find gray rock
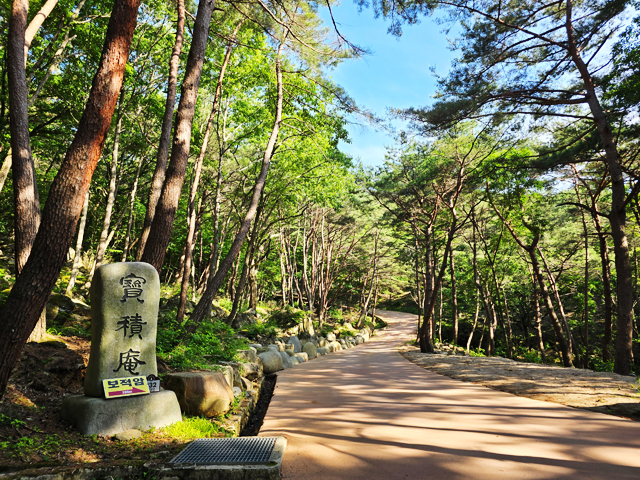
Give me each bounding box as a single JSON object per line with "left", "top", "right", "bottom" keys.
{"left": 279, "top": 351, "right": 293, "bottom": 369}
{"left": 294, "top": 352, "right": 308, "bottom": 363}
{"left": 302, "top": 342, "right": 317, "bottom": 359}
{"left": 326, "top": 343, "right": 335, "bottom": 353}
{"left": 287, "top": 336, "right": 302, "bottom": 353}
{"left": 241, "top": 377, "right": 252, "bottom": 390}
{"left": 326, "top": 333, "right": 336, "bottom": 342}
{"left": 115, "top": 429, "right": 142, "bottom": 441}
{"left": 290, "top": 356, "right": 299, "bottom": 366}
{"left": 84, "top": 262, "right": 160, "bottom": 398}
{"left": 249, "top": 343, "right": 262, "bottom": 350}
{"left": 217, "top": 365, "right": 235, "bottom": 388}
{"left": 259, "top": 351, "right": 283, "bottom": 374}
{"left": 238, "top": 362, "right": 263, "bottom": 380}
{"left": 61, "top": 390, "right": 181, "bottom": 436}
{"left": 317, "top": 347, "right": 328, "bottom": 356}
{"left": 164, "top": 371, "right": 235, "bottom": 417}
{"left": 233, "top": 386, "right": 242, "bottom": 396}
{"left": 329, "top": 341, "right": 342, "bottom": 351}
{"left": 355, "top": 335, "right": 364, "bottom": 345}
{"left": 237, "top": 348, "right": 257, "bottom": 363}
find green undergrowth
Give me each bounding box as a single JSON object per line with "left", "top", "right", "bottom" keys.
{"left": 157, "top": 318, "right": 248, "bottom": 371}
{"left": 161, "top": 416, "right": 231, "bottom": 441}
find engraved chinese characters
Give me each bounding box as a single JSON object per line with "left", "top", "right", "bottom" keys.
{"left": 84, "top": 263, "right": 160, "bottom": 397}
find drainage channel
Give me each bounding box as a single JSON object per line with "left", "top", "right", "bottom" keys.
{"left": 241, "top": 373, "right": 278, "bottom": 437}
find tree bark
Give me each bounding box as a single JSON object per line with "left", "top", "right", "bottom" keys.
{"left": 140, "top": 0, "right": 216, "bottom": 272}
{"left": 8, "top": 0, "right": 41, "bottom": 276}
{"left": 136, "top": 0, "right": 185, "bottom": 260}
{"left": 0, "top": 0, "right": 140, "bottom": 396}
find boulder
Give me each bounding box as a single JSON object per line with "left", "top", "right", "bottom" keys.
{"left": 326, "top": 343, "right": 335, "bottom": 353}
{"left": 237, "top": 348, "right": 257, "bottom": 363}
{"left": 290, "top": 356, "right": 299, "bottom": 366}
{"left": 267, "top": 344, "right": 280, "bottom": 353}
{"left": 359, "top": 330, "right": 370, "bottom": 341}
{"left": 258, "top": 351, "right": 283, "bottom": 374}
{"left": 329, "top": 341, "right": 342, "bottom": 352}
{"left": 164, "top": 371, "right": 234, "bottom": 417}
{"left": 238, "top": 362, "right": 263, "bottom": 380}
{"left": 326, "top": 333, "right": 337, "bottom": 342}
{"left": 274, "top": 341, "right": 286, "bottom": 352}
{"left": 210, "top": 302, "right": 230, "bottom": 320}
{"left": 48, "top": 293, "right": 76, "bottom": 313}
{"left": 317, "top": 347, "right": 329, "bottom": 356}
{"left": 294, "top": 352, "right": 308, "bottom": 363}
{"left": 249, "top": 343, "right": 262, "bottom": 350}
{"left": 235, "top": 311, "right": 258, "bottom": 327}
{"left": 318, "top": 338, "right": 327, "bottom": 347}
{"left": 355, "top": 336, "right": 364, "bottom": 345}
{"left": 285, "top": 344, "right": 295, "bottom": 356}
{"left": 302, "top": 342, "right": 317, "bottom": 359}
{"left": 241, "top": 377, "right": 252, "bottom": 391}
{"left": 233, "top": 386, "right": 242, "bottom": 396}
{"left": 279, "top": 351, "right": 293, "bottom": 369}
{"left": 287, "top": 336, "right": 302, "bottom": 353}
{"left": 217, "top": 365, "right": 235, "bottom": 388}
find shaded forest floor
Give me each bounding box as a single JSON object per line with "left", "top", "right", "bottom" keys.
{"left": 400, "top": 346, "right": 640, "bottom": 421}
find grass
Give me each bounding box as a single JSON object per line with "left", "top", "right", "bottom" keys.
{"left": 161, "top": 416, "right": 230, "bottom": 441}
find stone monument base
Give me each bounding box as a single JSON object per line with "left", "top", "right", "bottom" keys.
{"left": 61, "top": 390, "right": 182, "bottom": 436}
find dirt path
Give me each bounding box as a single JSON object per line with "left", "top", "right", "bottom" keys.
{"left": 400, "top": 346, "right": 640, "bottom": 420}
{"left": 259, "top": 310, "right": 640, "bottom": 479}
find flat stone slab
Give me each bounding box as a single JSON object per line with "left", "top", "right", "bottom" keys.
{"left": 61, "top": 390, "right": 181, "bottom": 436}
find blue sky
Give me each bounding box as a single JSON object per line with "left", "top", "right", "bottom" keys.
{"left": 319, "top": 2, "right": 458, "bottom": 167}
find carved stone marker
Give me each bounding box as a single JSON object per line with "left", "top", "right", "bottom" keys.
{"left": 84, "top": 262, "right": 159, "bottom": 396}
{"left": 62, "top": 262, "right": 181, "bottom": 436}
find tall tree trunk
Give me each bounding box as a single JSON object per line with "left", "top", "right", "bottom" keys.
{"left": 23, "top": 0, "right": 59, "bottom": 62}
{"left": 0, "top": 149, "right": 12, "bottom": 194}
{"left": 538, "top": 247, "right": 580, "bottom": 364}
{"left": 9, "top": 0, "right": 44, "bottom": 341}
{"left": 8, "top": 0, "right": 40, "bottom": 275}
{"left": 529, "top": 246, "right": 573, "bottom": 367}
{"left": 187, "top": 35, "right": 288, "bottom": 332}
{"left": 466, "top": 296, "right": 480, "bottom": 353}
{"left": 0, "top": 0, "right": 140, "bottom": 396}
{"left": 121, "top": 155, "right": 144, "bottom": 261}
{"left": 65, "top": 189, "right": 90, "bottom": 295}
{"left": 528, "top": 264, "right": 547, "bottom": 363}
{"left": 140, "top": 0, "right": 216, "bottom": 271}
{"left": 568, "top": 2, "right": 633, "bottom": 374}
{"left": 450, "top": 246, "right": 458, "bottom": 344}
{"left": 90, "top": 91, "right": 125, "bottom": 280}
{"left": 175, "top": 21, "right": 242, "bottom": 325}
{"left": 136, "top": 0, "right": 185, "bottom": 260}
{"left": 592, "top": 210, "right": 614, "bottom": 362}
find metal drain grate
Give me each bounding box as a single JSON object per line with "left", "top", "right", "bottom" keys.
{"left": 170, "top": 437, "right": 278, "bottom": 465}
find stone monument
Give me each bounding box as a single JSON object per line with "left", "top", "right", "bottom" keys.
{"left": 61, "top": 262, "right": 181, "bottom": 436}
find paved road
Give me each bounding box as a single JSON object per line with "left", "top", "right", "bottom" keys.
{"left": 260, "top": 310, "right": 640, "bottom": 479}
